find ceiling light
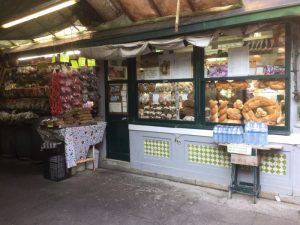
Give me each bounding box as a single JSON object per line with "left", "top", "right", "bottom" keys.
{"left": 33, "top": 35, "right": 55, "bottom": 43}
{"left": 2, "top": 0, "right": 78, "bottom": 29}
{"left": 18, "top": 50, "right": 80, "bottom": 61}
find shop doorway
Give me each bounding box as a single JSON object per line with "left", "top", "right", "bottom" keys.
{"left": 105, "top": 59, "right": 132, "bottom": 161}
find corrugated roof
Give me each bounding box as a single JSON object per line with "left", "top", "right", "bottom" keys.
{"left": 0, "top": 0, "right": 244, "bottom": 52}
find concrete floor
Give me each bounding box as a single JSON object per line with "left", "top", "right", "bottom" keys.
{"left": 0, "top": 158, "right": 299, "bottom": 225}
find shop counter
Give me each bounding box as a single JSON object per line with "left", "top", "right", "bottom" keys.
{"left": 38, "top": 122, "right": 106, "bottom": 168}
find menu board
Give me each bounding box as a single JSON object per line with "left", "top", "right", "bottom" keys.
{"left": 109, "top": 83, "right": 128, "bottom": 114}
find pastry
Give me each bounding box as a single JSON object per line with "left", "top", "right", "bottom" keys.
{"left": 209, "top": 100, "right": 218, "bottom": 122}
{"left": 216, "top": 81, "right": 230, "bottom": 90}
{"left": 226, "top": 119, "right": 241, "bottom": 124}
{"left": 255, "top": 107, "right": 267, "bottom": 118}
{"left": 266, "top": 80, "right": 285, "bottom": 90}
{"left": 230, "top": 81, "right": 248, "bottom": 90}
{"left": 227, "top": 108, "right": 242, "bottom": 120}
{"left": 242, "top": 96, "right": 280, "bottom": 124}
{"left": 218, "top": 100, "right": 228, "bottom": 122}
{"left": 233, "top": 99, "right": 243, "bottom": 110}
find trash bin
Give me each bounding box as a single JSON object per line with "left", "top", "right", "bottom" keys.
{"left": 42, "top": 142, "right": 70, "bottom": 182}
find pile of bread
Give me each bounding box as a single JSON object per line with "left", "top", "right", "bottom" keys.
{"left": 209, "top": 96, "right": 283, "bottom": 125}
{"left": 141, "top": 105, "right": 177, "bottom": 120}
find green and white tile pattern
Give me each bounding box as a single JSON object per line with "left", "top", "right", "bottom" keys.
{"left": 144, "top": 139, "right": 170, "bottom": 158}
{"left": 260, "top": 153, "right": 287, "bottom": 176}
{"left": 188, "top": 144, "right": 230, "bottom": 167}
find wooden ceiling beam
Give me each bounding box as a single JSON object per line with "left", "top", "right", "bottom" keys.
{"left": 186, "top": 0, "right": 196, "bottom": 11}
{"left": 113, "top": 0, "right": 135, "bottom": 21}
{"left": 148, "top": 0, "right": 163, "bottom": 17}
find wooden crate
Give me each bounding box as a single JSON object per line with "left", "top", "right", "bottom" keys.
{"left": 230, "top": 154, "right": 260, "bottom": 167}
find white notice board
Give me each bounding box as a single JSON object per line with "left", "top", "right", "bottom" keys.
{"left": 228, "top": 46, "right": 249, "bottom": 77}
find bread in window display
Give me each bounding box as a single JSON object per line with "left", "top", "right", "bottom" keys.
{"left": 266, "top": 80, "right": 285, "bottom": 90}
{"left": 233, "top": 99, "right": 243, "bottom": 110}
{"left": 159, "top": 93, "right": 171, "bottom": 106}
{"left": 209, "top": 100, "right": 218, "bottom": 122}
{"left": 182, "top": 107, "right": 195, "bottom": 117}
{"left": 148, "top": 83, "right": 155, "bottom": 92}
{"left": 230, "top": 81, "right": 248, "bottom": 90}
{"left": 255, "top": 80, "right": 285, "bottom": 90}
{"left": 177, "top": 82, "right": 193, "bottom": 92}
{"left": 227, "top": 108, "right": 242, "bottom": 120}
{"left": 242, "top": 96, "right": 281, "bottom": 125}
{"left": 216, "top": 81, "right": 231, "bottom": 90}
{"left": 138, "top": 83, "right": 144, "bottom": 92}
{"left": 218, "top": 100, "right": 228, "bottom": 123}
{"left": 143, "top": 83, "right": 155, "bottom": 92}
{"left": 170, "top": 106, "right": 176, "bottom": 115}
{"left": 216, "top": 81, "right": 248, "bottom": 90}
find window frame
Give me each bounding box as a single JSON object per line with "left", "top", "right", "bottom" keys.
{"left": 130, "top": 22, "right": 291, "bottom": 134}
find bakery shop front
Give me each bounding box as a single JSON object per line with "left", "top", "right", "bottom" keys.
{"left": 93, "top": 18, "right": 300, "bottom": 199}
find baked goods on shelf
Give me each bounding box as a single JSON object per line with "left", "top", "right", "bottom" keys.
{"left": 227, "top": 108, "right": 242, "bottom": 120}
{"left": 216, "top": 81, "right": 248, "bottom": 90}
{"left": 242, "top": 96, "right": 281, "bottom": 125}
{"left": 209, "top": 100, "right": 218, "bottom": 122}
{"left": 233, "top": 99, "right": 243, "bottom": 110}
{"left": 218, "top": 100, "right": 228, "bottom": 123}
{"left": 230, "top": 81, "right": 249, "bottom": 90}
{"left": 255, "top": 79, "right": 285, "bottom": 90}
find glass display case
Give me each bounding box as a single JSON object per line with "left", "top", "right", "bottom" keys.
{"left": 204, "top": 23, "right": 287, "bottom": 127}
{"left": 136, "top": 47, "right": 195, "bottom": 121}
{"left": 138, "top": 82, "right": 194, "bottom": 121}
{"left": 205, "top": 79, "right": 286, "bottom": 126}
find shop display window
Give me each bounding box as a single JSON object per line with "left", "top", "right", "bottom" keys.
{"left": 205, "top": 79, "right": 286, "bottom": 126}
{"left": 203, "top": 23, "right": 288, "bottom": 128}
{"left": 133, "top": 23, "right": 289, "bottom": 131}
{"left": 204, "top": 24, "right": 285, "bottom": 78}
{"left": 136, "top": 47, "right": 195, "bottom": 121}
{"left": 138, "top": 82, "right": 194, "bottom": 121}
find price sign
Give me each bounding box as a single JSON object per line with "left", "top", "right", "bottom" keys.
{"left": 78, "top": 57, "right": 86, "bottom": 67}
{"left": 227, "top": 144, "right": 252, "bottom": 155}
{"left": 71, "top": 60, "right": 79, "bottom": 68}
{"left": 52, "top": 55, "right": 56, "bottom": 63}
{"left": 59, "top": 53, "right": 69, "bottom": 63}
{"left": 87, "top": 59, "right": 96, "bottom": 67}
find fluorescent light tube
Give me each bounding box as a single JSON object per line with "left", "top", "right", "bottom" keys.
{"left": 18, "top": 50, "right": 80, "bottom": 61}
{"left": 2, "top": 0, "right": 77, "bottom": 28}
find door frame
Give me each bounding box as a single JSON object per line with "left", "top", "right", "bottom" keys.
{"left": 104, "top": 58, "right": 135, "bottom": 161}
